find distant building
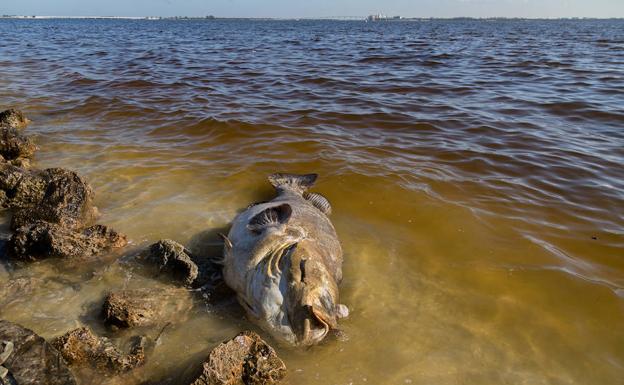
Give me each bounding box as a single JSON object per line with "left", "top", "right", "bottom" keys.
{"left": 367, "top": 14, "right": 401, "bottom": 21}
{"left": 367, "top": 14, "right": 386, "bottom": 21}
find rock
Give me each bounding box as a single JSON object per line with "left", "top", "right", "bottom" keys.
{"left": 0, "top": 319, "right": 77, "bottom": 385}
{"left": 8, "top": 158, "right": 31, "bottom": 169}
{"left": 102, "top": 287, "right": 193, "bottom": 329}
{"left": 141, "top": 239, "right": 226, "bottom": 292}
{"left": 0, "top": 165, "right": 42, "bottom": 210}
{"left": 188, "top": 331, "right": 286, "bottom": 385}
{"left": 13, "top": 168, "right": 95, "bottom": 228}
{"left": 0, "top": 109, "right": 30, "bottom": 129}
{"left": 144, "top": 240, "right": 199, "bottom": 286}
{"left": 194, "top": 254, "right": 226, "bottom": 292}
{"left": 11, "top": 168, "right": 97, "bottom": 230}
{"left": 1, "top": 166, "right": 125, "bottom": 263}
{"left": 51, "top": 327, "right": 145, "bottom": 373}
{"left": 0, "top": 127, "right": 36, "bottom": 162}
{"left": 7, "top": 221, "right": 127, "bottom": 261}
{"left": 0, "top": 164, "right": 29, "bottom": 208}
{"left": 0, "top": 166, "right": 96, "bottom": 221}
{"left": 0, "top": 108, "right": 35, "bottom": 165}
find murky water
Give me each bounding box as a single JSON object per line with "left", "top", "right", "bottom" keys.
{"left": 0, "top": 18, "right": 623, "bottom": 385}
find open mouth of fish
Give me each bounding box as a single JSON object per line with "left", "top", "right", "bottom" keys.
{"left": 303, "top": 305, "right": 331, "bottom": 343}
{"left": 262, "top": 242, "right": 331, "bottom": 341}
{"left": 263, "top": 242, "right": 334, "bottom": 344}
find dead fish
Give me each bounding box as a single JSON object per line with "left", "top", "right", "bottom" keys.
{"left": 223, "top": 173, "right": 348, "bottom": 346}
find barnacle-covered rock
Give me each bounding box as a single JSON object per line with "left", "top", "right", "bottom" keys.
{"left": 52, "top": 327, "right": 146, "bottom": 373}
{"left": 0, "top": 320, "right": 77, "bottom": 385}
{"left": 10, "top": 168, "right": 97, "bottom": 230}
{"left": 188, "top": 331, "right": 286, "bottom": 385}
{"left": 0, "top": 109, "right": 30, "bottom": 129}
{"left": 8, "top": 220, "right": 126, "bottom": 261}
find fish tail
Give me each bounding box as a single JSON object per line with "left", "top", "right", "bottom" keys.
{"left": 268, "top": 173, "right": 318, "bottom": 194}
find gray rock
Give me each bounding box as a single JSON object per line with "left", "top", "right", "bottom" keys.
{"left": 0, "top": 319, "right": 77, "bottom": 385}
{"left": 141, "top": 239, "right": 227, "bottom": 294}
{"left": 51, "top": 327, "right": 145, "bottom": 374}
{"left": 188, "top": 331, "right": 286, "bottom": 385}
{"left": 144, "top": 240, "right": 199, "bottom": 286}
{"left": 7, "top": 220, "right": 127, "bottom": 261}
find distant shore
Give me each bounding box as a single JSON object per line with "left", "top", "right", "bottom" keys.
{"left": 1, "top": 15, "right": 623, "bottom": 21}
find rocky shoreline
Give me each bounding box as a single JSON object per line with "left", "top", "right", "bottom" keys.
{"left": 0, "top": 109, "right": 286, "bottom": 385}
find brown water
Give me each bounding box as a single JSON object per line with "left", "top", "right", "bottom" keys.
{"left": 0, "top": 18, "right": 623, "bottom": 385}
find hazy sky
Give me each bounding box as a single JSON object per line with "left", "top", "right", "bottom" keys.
{"left": 2, "top": 0, "right": 624, "bottom": 18}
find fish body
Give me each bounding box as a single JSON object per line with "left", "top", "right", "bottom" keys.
{"left": 223, "top": 173, "right": 346, "bottom": 345}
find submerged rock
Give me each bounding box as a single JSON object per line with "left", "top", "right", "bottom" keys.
{"left": 0, "top": 319, "right": 77, "bottom": 385}
{"left": 8, "top": 221, "right": 127, "bottom": 261}
{"left": 51, "top": 327, "right": 146, "bottom": 373}
{"left": 0, "top": 109, "right": 30, "bottom": 129}
{"left": 144, "top": 240, "right": 199, "bottom": 286}
{"left": 10, "top": 168, "right": 97, "bottom": 230}
{"left": 0, "top": 277, "right": 43, "bottom": 308}
{"left": 188, "top": 331, "right": 286, "bottom": 385}
{"left": 102, "top": 287, "right": 193, "bottom": 329}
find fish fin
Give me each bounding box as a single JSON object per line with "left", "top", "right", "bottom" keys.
{"left": 247, "top": 203, "right": 292, "bottom": 233}
{"left": 304, "top": 192, "right": 332, "bottom": 215}
{"left": 218, "top": 233, "right": 233, "bottom": 251}
{"left": 268, "top": 173, "right": 318, "bottom": 194}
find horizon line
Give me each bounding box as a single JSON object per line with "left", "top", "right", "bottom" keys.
{"left": 2, "top": 15, "right": 623, "bottom": 20}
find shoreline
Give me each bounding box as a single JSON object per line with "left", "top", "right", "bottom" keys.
{"left": 0, "top": 109, "right": 286, "bottom": 385}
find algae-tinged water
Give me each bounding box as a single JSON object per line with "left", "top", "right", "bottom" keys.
{"left": 1, "top": 18, "right": 623, "bottom": 385}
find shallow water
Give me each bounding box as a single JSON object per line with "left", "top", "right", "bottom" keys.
{"left": 0, "top": 18, "right": 623, "bottom": 384}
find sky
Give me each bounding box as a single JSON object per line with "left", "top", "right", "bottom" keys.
{"left": 2, "top": 0, "right": 624, "bottom": 18}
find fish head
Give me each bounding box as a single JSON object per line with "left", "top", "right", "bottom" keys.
{"left": 286, "top": 241, "right": 341, "bottom": 346}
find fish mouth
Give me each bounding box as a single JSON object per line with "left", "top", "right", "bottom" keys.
{"left": 301, "top": 305, "right": 331, "bottom": 345}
